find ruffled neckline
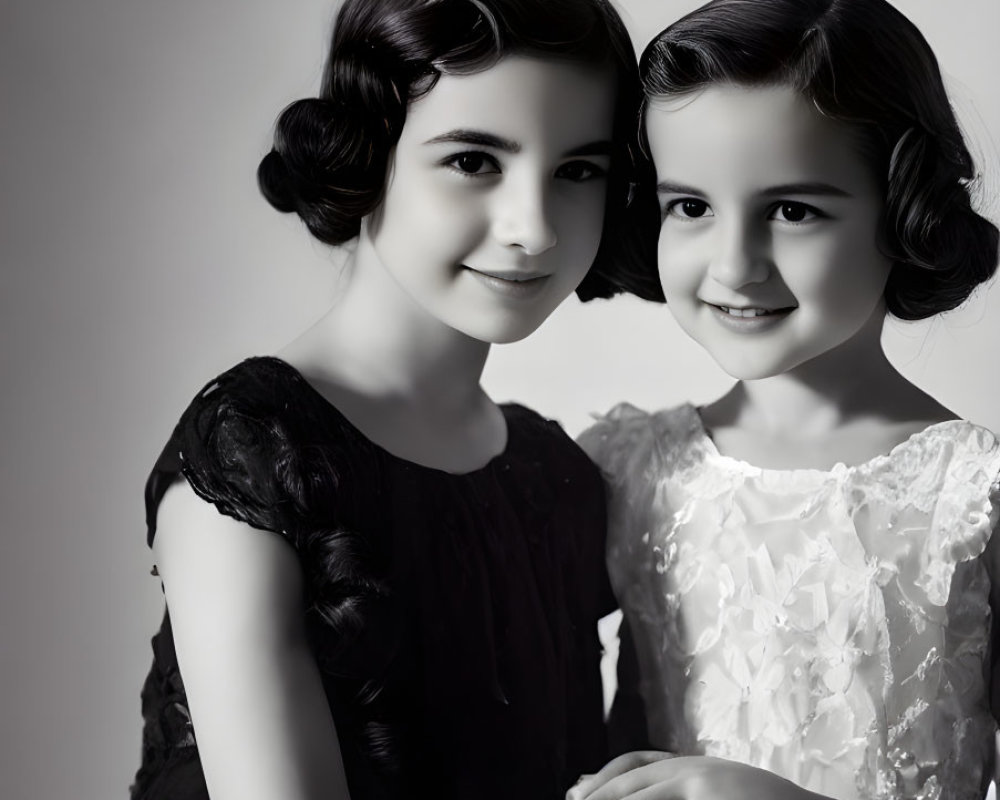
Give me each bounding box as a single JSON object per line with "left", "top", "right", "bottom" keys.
{"left": 680, "top": 402, "right": 972, "bottom": 478}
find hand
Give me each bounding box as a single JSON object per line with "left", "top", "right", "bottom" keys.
{"left": 567, "top": 752, "right": 829, "bottom": 800}
{"left": 567, "top": 752, "right": 676, "bottom": 800}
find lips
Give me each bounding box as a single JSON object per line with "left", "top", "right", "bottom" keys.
{"left": 717, "top": 305, "right": 790, "bottom": 318}
{"left": 706, "top": 301, "right": 796, "bottom": 331}
{"left": 463, "top": 265, "right": 550, "bottom": 299}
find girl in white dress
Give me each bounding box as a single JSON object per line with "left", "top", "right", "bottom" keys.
{"left": 573, "top": 0, "right": 1000, "bottom": 798}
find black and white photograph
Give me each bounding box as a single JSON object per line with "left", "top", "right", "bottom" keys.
{"left": 2, "top": 0, "right": 999, "bottom": 798}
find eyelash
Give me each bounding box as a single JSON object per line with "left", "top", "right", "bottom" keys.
{"left": 441, "top": 151, "right": 501, "bottom": 177}
{"left": 440, "top": 151, "right": 607, "bottom": 182}
{"left": 663, "top": 198, "right": 711, "bottom": 221}
{"left": 555, "top": 160, "right": 607, "bottom": 183}
{"left": 768, "top": 201, "right": 823, "bottom": 224}
{"left": 662, "top": 198, "right": 825, "bottom": 223}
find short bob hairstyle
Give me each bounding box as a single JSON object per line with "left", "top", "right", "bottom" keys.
{"left": 637, "top": 0, "right": 998, "bottom": 319}
{"left": 258, "top": 0, "right": 656, "bottom": 301}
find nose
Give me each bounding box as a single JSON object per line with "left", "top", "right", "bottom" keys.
{"left": 707, "top": 217, "right": 771, "bottom": 289}
{"left": 492, "top": 175, "right": 558, "bottom": 256}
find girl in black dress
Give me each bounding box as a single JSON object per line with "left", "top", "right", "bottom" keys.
{"left": 129, "top": 1, "right": 658, "bottom": 798}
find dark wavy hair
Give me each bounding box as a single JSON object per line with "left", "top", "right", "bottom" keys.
{"left": 634, "top": 0, "right": 998, "bottom": 319}
{"left": 258, "top": 0, "right": 659, "bottom": 301}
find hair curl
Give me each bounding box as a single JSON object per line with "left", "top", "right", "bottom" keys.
{"left": 258, "top": 0, "right": 660, "bottom": 301}
{"left": 636, "top": 0, "right": 998, "bottom": 318}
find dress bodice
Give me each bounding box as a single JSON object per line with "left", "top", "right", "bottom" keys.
{"left": 131, "top": 357, "right": 613, "bottom": 800}
{"left": 582, "top": 403, "right": 1000, "bottom": 800}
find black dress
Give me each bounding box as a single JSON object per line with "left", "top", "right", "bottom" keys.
{"left": 131, "top": 357, "right": 613, "bottom": 800}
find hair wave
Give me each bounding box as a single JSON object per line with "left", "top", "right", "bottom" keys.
{"left": 258, "top": 0, "right": 661, "bottom": 300}
{"left": 638, "top": 0, "right": 998, "bottom": 318}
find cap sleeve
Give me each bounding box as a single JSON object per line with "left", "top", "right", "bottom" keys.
{"left": 143, "top": 357, "right": 390, "bottom": 665}
{"left": 146, "top": 359, "right": 331, "bottom": 545}
{"left": 917, "top": 423, "right": 1000, "bottom": 605}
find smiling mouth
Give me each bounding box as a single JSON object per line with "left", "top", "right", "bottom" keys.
{"left": 706, "top": 302, "right": 797, "bottom": 331}
{"left": 466, "top": 267, "right": 548, "bottom": 283}
{"left": 716, "top": 305, "right": 794, "bottom": 318}
{"left": 463, "top": 266, "right": 550, "bottom": 299}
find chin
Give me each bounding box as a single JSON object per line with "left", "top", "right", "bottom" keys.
{"left": 709, "top": 350, "right": 802, "bottom": 382}
{"left": 718, "top": 364, "right": 783, "bottom": 382}
{"left": 458, "top": 317, "right": 544, "bottom": 346}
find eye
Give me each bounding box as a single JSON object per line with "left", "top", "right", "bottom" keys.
{"left": 442, "top": 152, "right": 501, "bottom": 177}
{"left": 769, "top": 201, "right": 820, "bottom": 224}
{"left": 555, "top": 160, "right": 607, "bottom": 183}
{"left": 665, "top": 198, "right": 713, "bottom": 220}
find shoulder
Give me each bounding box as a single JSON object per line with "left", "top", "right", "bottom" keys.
{"left": 146, "top": 356, "right": 376, "bottom": 546}
{"left": 171, "top": 356, "right": 340, "bottom": 459}
{"left": 149, "top": 359, "right": 392, "bottom": 652}
{"left": 501, "top": 402, "right": 599, "bottom": 474}
{"left": 577, "top": 401, "right": 700, "bottom": 478}
{"left": 941, "top": 421, "right": 1000, "bottom": 549}
{"left": 945, "top": 419, "right": 1000, "bottom": 463}
{"left": 910, "top": 419, "right": 1000, "bottom": 500}
{"left": 501, "top": 402, "right": 573, "bottom": 441}
{"left": 498, "top": 403, "right": 607, "bottom": 510}
{"left": 892, "top": 420, "right": 1000, "bottom": 590}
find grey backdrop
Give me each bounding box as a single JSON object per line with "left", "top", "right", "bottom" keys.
{"left": 1, "top": 1, "right": 997, "bottom": 798}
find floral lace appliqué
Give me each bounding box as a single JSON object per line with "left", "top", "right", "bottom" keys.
{"left": 586, "top": 403, "right": 1000, "bottom": 800}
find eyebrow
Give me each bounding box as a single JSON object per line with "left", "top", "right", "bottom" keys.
{"left": 566, "top": 142, "right": 612, "bottom": 158}
{"left": 656, "top": 181, "right": 702, "bottom": 196}
{"left": 759, "top": 182, "right": 853, "bottom": 198}
{"left": 656, "top": 180, "right": 853, "bottom": 198}
{"left": 424, "top": 130, "right": 521, "bottom": 152}
{"left": 424, "top": 128, "right": 612, "bottom": 158}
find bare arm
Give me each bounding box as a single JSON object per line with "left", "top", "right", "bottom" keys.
{"left": 154, "top": 480, "right": 351, "bottom": 800}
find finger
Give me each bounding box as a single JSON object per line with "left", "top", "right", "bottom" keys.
{"left": 584, "top": 756, "right": 692, "bottom": 800}
{"left": 566, "top": 774, "right": 595, "bottom": 800}
{"left": 569, "top": 753, "right": 673, "bottom": 799}
{"left": 568, "top": 752, "right": 678, "bottom": 800}
{"left": 620, "top": 783, "right": 685, "bottom": 800}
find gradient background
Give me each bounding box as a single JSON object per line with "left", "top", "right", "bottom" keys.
{"left": 1, "top": 1, "right": 997, "bottom": 797}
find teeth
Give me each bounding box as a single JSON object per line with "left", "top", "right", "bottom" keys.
{"left": 720, "top": 306, "right": 772, "bottom": 317}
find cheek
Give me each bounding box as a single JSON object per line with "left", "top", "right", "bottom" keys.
{"left": 780, "top": 227, "right": 890, "bottom": 304}
{"left": 381, "top": 178, "right": 486, "bottom": 254}
{"left": 826, "top": 245, "right": 890, "bottom": 313}
{"left": 657, "top": 230, "right": 703, "bottom": 299}
{"left": 413, "top": 183, "right": 479, "bottom": 226}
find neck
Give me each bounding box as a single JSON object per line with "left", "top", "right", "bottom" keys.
{"left": 722, "top": 309, "right": 905, "bottom": 437}
{"left": 291, "top": 236, "right": 491, "bottom": 411}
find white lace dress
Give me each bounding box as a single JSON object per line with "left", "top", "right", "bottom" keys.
{"left": 582, "top": 403, "right": 1000, "bottom": 800}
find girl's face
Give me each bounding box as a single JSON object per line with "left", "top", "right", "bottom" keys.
{"left": 645, "top": 83, "right": 893, "bottom": 380}
{"left": 364, "top": 55, "right": 615, "bottom": 344}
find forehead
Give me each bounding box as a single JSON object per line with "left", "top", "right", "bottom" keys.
{"left": 644, "top": 83, "right": 873, "bottom": 191}
{"left": 399, "top": 55, "right": 617, "bottom": 147}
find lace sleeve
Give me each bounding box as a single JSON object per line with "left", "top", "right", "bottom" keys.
{"left": 983, "top": 470, "right": 1000, "bottom": 727}
{"left": 144, "top": 357, "right": 389, "bottom": 664}
{"left": 917, "top": 424, "right": 1000, "bottom": 605}
{"left": 577, "top": 403, "right": 665, "bottom": 485}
